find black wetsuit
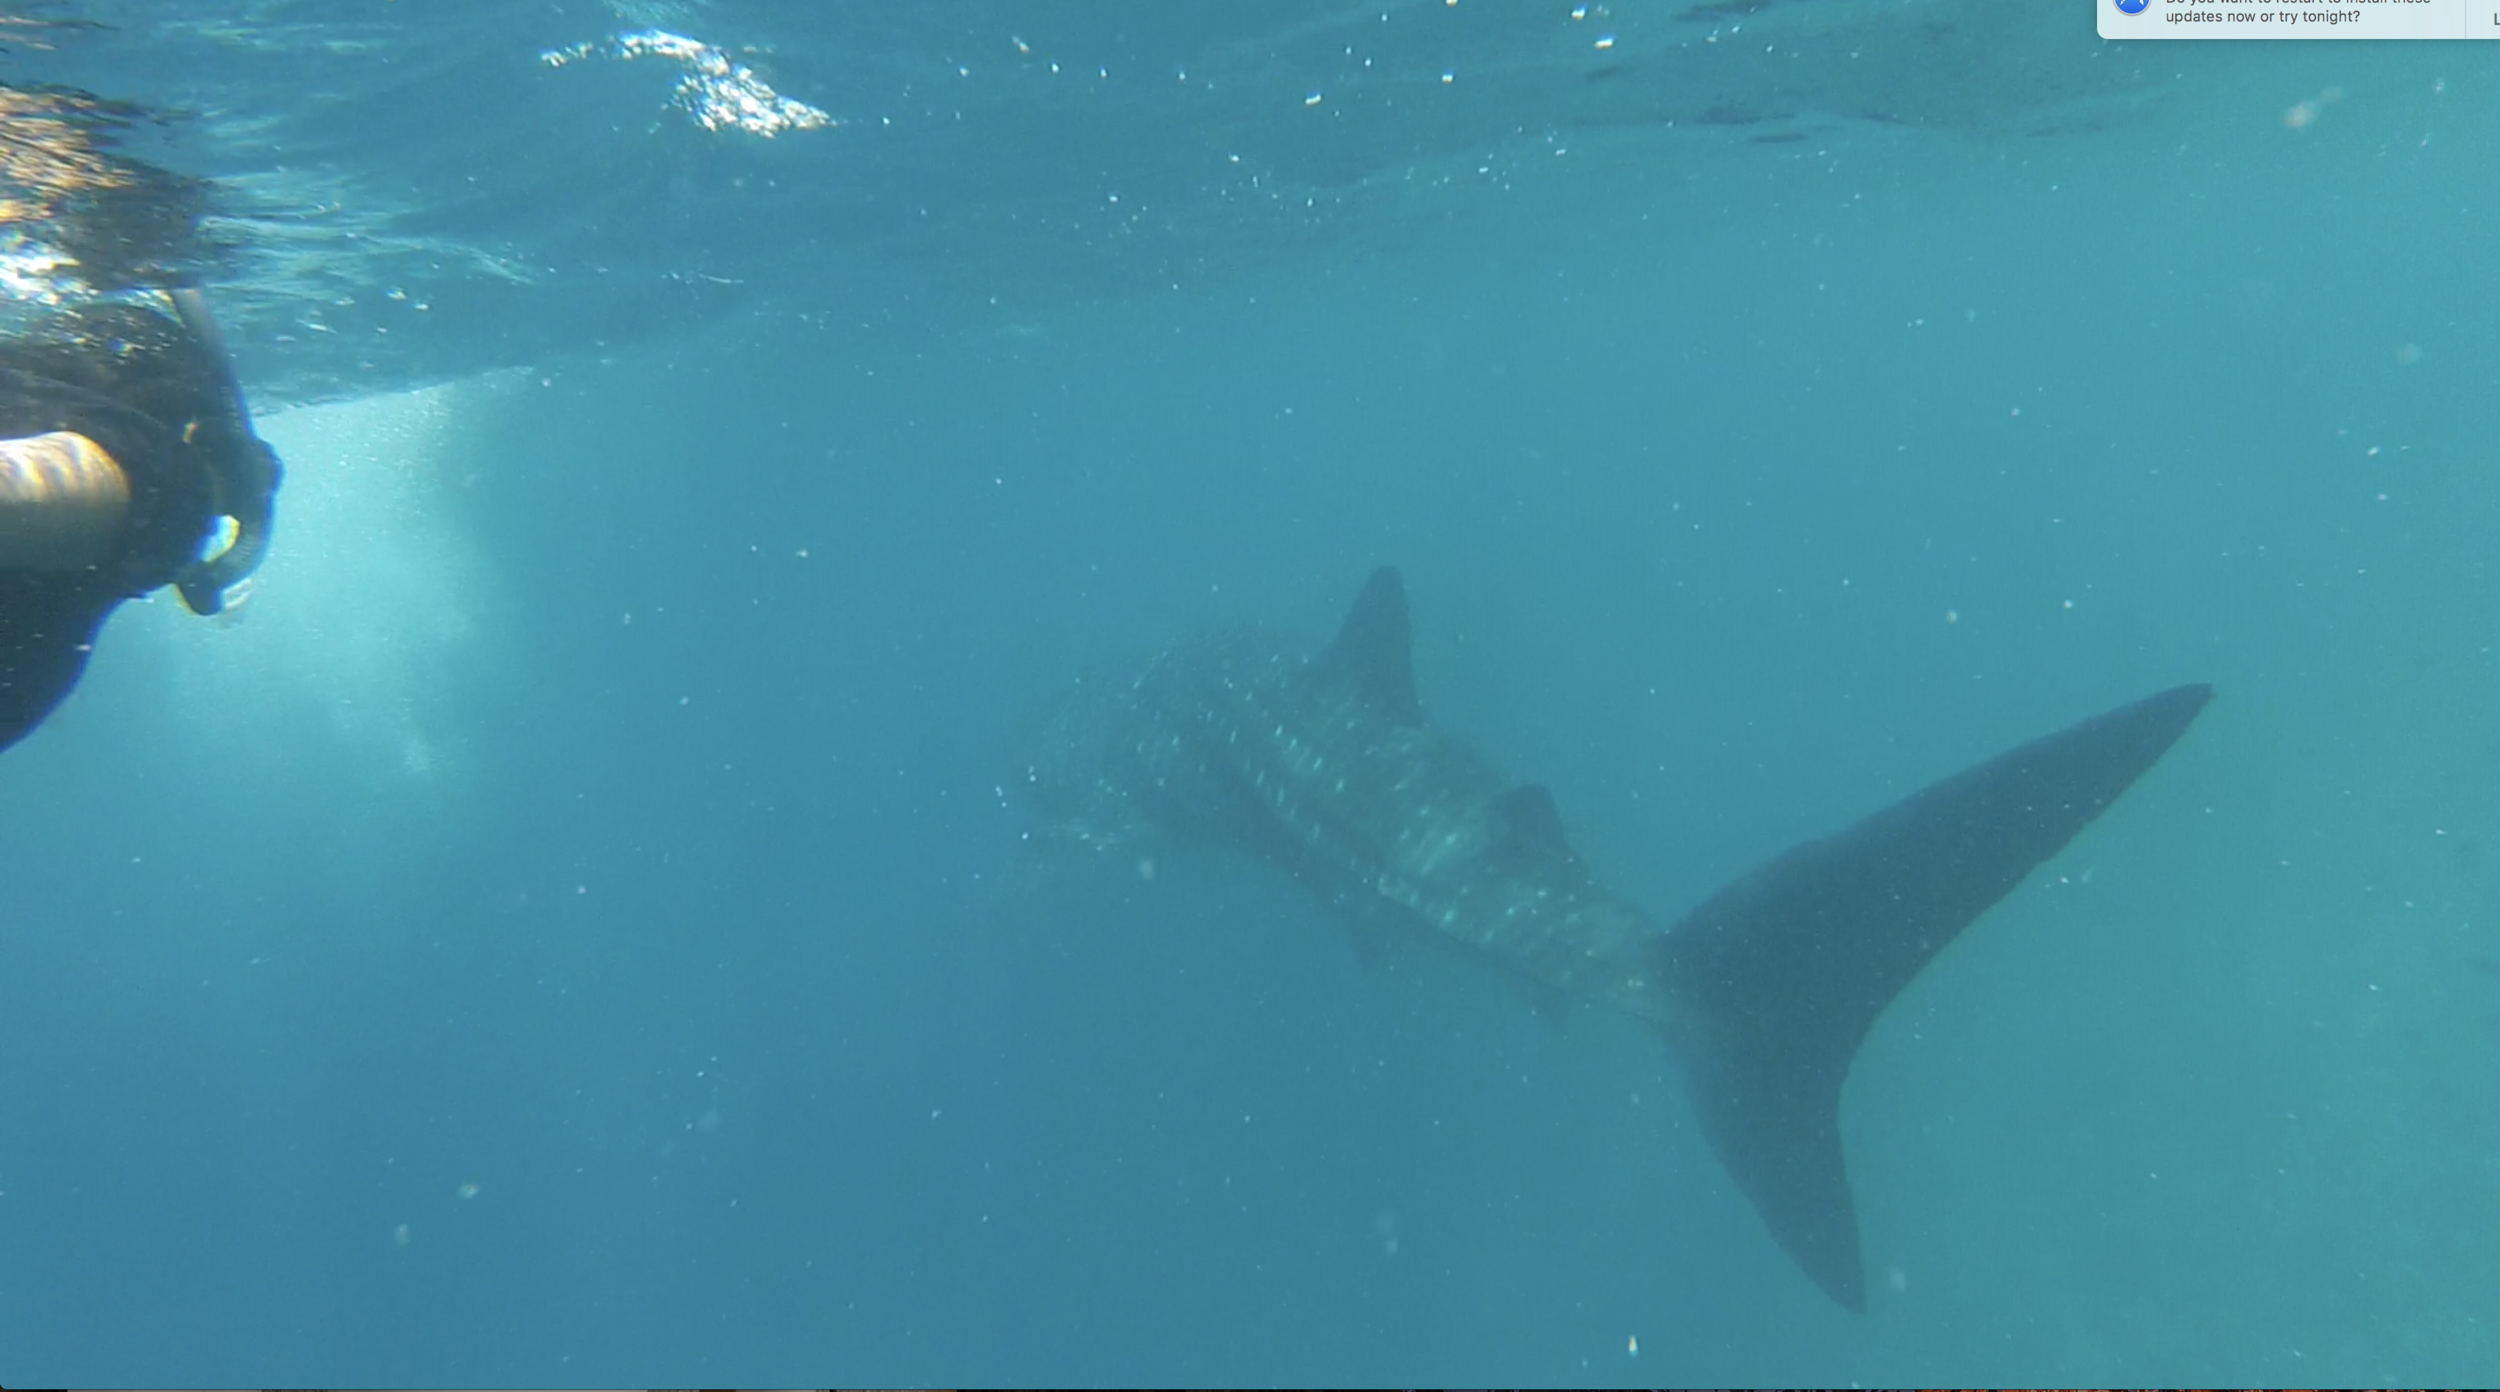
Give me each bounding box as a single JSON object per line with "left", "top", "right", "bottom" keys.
{"left": 0, "top": 304, "right": 237, "bottom": 752}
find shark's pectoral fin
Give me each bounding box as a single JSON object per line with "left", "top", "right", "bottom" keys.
{"left": 1656, "top": 682, "right": 2214, "bottom": 1310}
{"left": 1300, "top": 862, "right": 1413, "bottom": 969}
{"left": 989, "top": 815, "right": 1170, "bottom": 927}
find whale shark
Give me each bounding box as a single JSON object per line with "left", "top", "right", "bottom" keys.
{"left": 1022, "top": 566, "right": 2211, "bottom": 1309}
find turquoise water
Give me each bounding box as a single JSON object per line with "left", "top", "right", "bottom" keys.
{"left": 1, "top": 4, "right": 2495, "bottom": 1384}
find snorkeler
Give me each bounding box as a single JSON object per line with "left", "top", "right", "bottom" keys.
{"left": 0, "top": 287, "right": 280, "bottom": 752}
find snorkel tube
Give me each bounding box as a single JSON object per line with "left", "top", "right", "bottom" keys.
{"left": 167, "top": 286, "right": 280, "bottom": 616}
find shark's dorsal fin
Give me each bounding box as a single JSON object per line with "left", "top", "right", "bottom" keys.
{"left": 1493, "top": 783, "right": 1575, "bottom": 861}
{"left": 1312, "top": 566, "right": 1422, "bottom": 725}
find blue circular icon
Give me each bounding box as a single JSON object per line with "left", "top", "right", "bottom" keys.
{"left": 2113, "top": 0, "right": 2149, "bottom": 12}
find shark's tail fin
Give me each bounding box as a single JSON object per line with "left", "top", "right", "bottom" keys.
{"left": 1653, "top": 683, "right": 2212, "bottom": 1310}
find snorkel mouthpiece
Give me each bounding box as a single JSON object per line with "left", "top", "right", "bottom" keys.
{"left": 175, "top": 432, "right": 277, "bottom": 615}
{"left": 166, "top": 287, "right": 280, "bottom": 616}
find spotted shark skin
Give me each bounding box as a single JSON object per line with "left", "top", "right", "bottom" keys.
{"left": 1024, "top": 567, "right": 2212, "bottom": 1309}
